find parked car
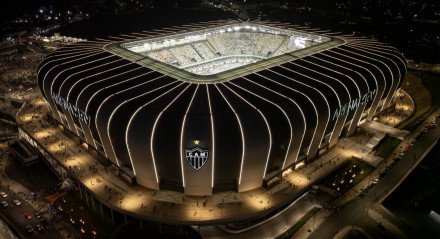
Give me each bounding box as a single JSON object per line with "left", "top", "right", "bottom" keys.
{"left": 24, "top": 213, "right": 32, "bottom": 220}
{"left": 13, "top": 199, "right": 21, "bottom": 206}
{"left": 0, "top": 192, "right": 7, "bottom": 198}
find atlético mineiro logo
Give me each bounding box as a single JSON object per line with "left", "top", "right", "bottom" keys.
{"left": 185, "top": 140, "right": 208, "bottom": 170}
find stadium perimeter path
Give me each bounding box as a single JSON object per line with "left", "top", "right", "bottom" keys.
{"left": 16, "top": 95, "right": 378, "bottom": 225}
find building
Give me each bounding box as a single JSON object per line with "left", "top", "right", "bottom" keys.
{"left": 37, "top": 21, "right": 406, "bottom": 197}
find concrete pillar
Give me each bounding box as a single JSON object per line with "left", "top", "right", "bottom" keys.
{"left": 84, "top": 189, "right": 89, "bottom": 206}
{"left": 79, "top": 186, "right": 83, "bottom": 200}
{"left": 111, "top": 208, "right": 115, "bottom": 225}
{"left": 100, "top": 201, "right": 104, "bottom": 219}
{"left": 91, "top": 195, "right": 95, "bottom": 212}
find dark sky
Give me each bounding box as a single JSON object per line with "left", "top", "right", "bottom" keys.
{"left": 1, "top": 0, "right": 51, "bottom": 21}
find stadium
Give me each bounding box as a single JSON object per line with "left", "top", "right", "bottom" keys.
{"left": 37, "top": 20, "right": 406, "bottom": 198}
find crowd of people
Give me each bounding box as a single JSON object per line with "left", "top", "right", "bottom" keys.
{"left": 0, "top": 51, "right": 42, "bottom": 100}
{"left": 143, "top": 31, "right": 313, "bottom": 75}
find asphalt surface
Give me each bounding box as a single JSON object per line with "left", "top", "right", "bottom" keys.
{"left": 0, "top": 186, "right": 60, "bottom": 239}
{"left": 309, "top": 110, "right": 440, "bottom": 239}
{"left": 199, "top": 191, "right": 333, "bottom": 239}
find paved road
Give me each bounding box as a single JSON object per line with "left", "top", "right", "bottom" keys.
{"left": 309, "top": 108, "right": 440, "bottom": 239}
{"left": 199, "top": 191, "right": 333, "bottom": 239}
{"left": 0, "top": 186, "right": 60, "bottom": 239}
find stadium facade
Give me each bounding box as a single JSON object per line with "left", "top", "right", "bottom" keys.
{"left": 38, "top": 21, "right": 406, "bottom": 196}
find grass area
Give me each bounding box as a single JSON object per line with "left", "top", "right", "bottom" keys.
{"left": 374, "top": 136, "right": 402, "bottom": 158}
{"left": 320, "top": 159, "right": 374, "bottom": 194}
{"left": 399, "top": 71, "right": 440, "bottom": 131}
{"left": 276, "top": 207, "right": 321, "bottom": 239}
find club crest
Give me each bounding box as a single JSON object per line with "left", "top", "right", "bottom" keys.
{"left": 185, "top": 147, "right": 209, "bottom": 170}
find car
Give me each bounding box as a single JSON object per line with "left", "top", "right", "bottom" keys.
{"left": 1, "top": 201, "right": 8, "bottom": 209}
{"left": 35, "top": 224, "right": 44, "bottom": 232}
{"left": 0, "top": 192, "right": 7, "bottom": 198}
{"left": 25, "top": 225, "right": 34, "bottom": 234}
{"left": 24, "top": 213, "right": 32, "bottom": 220}
{"left": 13, "top": 200, "right": 21, "bottom": 206}
{"left": 35, "top": 212, "right": 42, "bottom": 219}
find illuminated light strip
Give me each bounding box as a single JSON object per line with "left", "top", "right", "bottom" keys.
{"left": 38, "top": 49, "right": 98, "bottom": 93}
{"left": 39, "top": 48, "right": 98, "bottom": 64}
{"left": 129, "top": 32, "right": 156, "bottom": 37}
{"left": 206, "top": 85, "right": 215, "bottom": 188}
{"left": 126, "top": 82, "right": 184, "bottom": 181}
{"left": 350, "top": 41, "right": 407, "bottom": 63}
{"left": 344, "top": 44, "right": 402, "bottom": 107}
{"left": 95, "top": 74, "right": 165, "bottom": 162}
{"left": 214, "top": 85, "right": 246, "bottom": 185}
{"left": 326, "top": 49, "right": 386, "bottom": 106}
{"left": 61, "top": 57, "right": 121, "bottom": 99}
{"left": 79, "top": 66, "right": 145, "bottom": 149}
{"left": 309, "top": 55, "right": 371, "bottom": 129}
{"left": 150, "top": 84, "right": 192, "bottom": 184}
{"left": 223, "top": 82, "right": 273, "bottom": 179}
{"left": 111, "top": 80, "right": 179, "bottom": 175}
{"left": 241, "top": 77, "right": 306, "bottom": 168}
{"left": 42, "top": 51, "right": 105, "bottom": 122}
{"left": 337, "top": 47, "right": 393, "bottom": 111}
{"left": 78, "top": 64, "right": 140, "bottom": 108}
{"left": 55, "top": 55, "right": 119, "bottom": 133}
{"left": 349, "top": 40, "right": 391, "bottom": 48}
{"left": 291, "top": 60, "right": 352, "bottom": 139}
{"left": 38, "top": 49, "right": 100, "bottom": 108}
{"left": 254, "top": 71, "right": 316, "bottom": 158}
{"left": 119, "top": 34, "right": 139, "bottom": 39}
{"left": 38, "top": 49, "right": 100, "bottom": 79}
{"left": 280, "top": 64, "right": 341, "bottom": 144}
{"left": 179, "top": 85, "right": 199, "bottom": 188}
{"left": 48, "top": 51, "right": 107, "bottom": 96}
{"left": 81, "top": 65, "right": 142, "bottom": 111}
{"left": 106, "top": 36, "right": 126, "bottom": 41}
{"left": 312, "top": 54, "right": 373, "bottom": 127}
{"left": 82, "top": 39, "right": 109, "bottom": 43}
{"left": 348, "top": 42, "right": 407, "bottom": 87}
{"left": 320, "top": 52, "right": 383, "bottom": 119}
{"left": 228, "top": 81, "right": 288, "bottom": 178}
{"left": 304, "top": 56, "right": 366, "bottom": 134}
{"left": 58, "top": 43, "right": 103, "bottom": 49}
{"left": 266, "top": 69, "right": 330, "bottom": 154}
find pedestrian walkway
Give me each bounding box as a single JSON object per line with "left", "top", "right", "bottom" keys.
{"left": 360, "top": 120, "right": 409, "bottom": 140}
{"left": 16, "top": 96, "right": 354, "bottom": 225}
{"left": 336, "top": 138, "right": 383, "bottom": 167}
{"left": 16, "top": 94, "right": 408, "bottom": 227}
{"left": 292, "top": 209, "right": 332, "bottom": 239}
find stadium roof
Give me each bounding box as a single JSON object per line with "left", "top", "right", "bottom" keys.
{"left": 105, "top": 22, "right": 345, "bottom": 83}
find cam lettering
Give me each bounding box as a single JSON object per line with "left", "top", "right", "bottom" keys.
{"left": 332, "top": 90, "right": 376, "bottom": 120}
{"left": 51, "top": 92, "right": 91, "bottom": 125}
